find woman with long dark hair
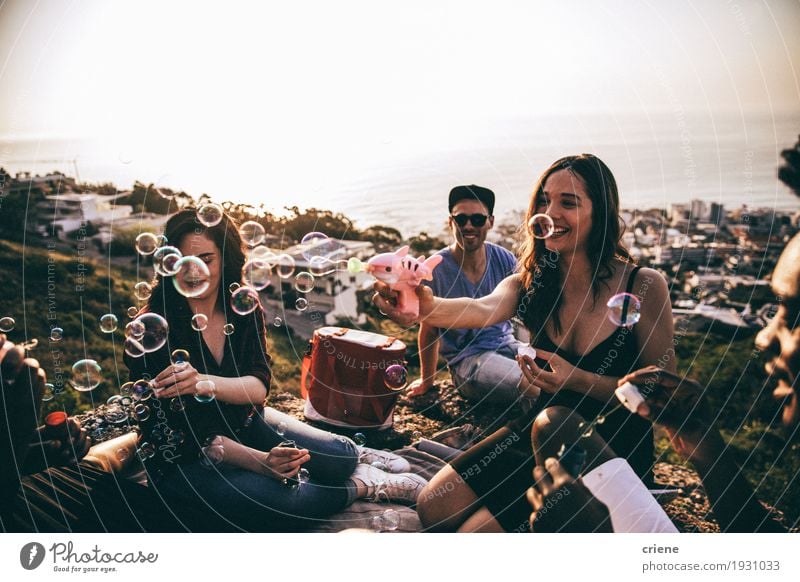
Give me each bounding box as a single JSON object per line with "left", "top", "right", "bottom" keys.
{"left": 374, "top": 154, "right": 675, "bottom": 532}
{"left": 125, "top": 209, "right": 426, "bottom": 532}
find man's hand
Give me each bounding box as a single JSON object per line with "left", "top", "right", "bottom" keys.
{"left": 527, "top": 458, "right": 613, "bottom": 533}
{"left": 25, "top": 418, "right": 92, "bottom": 473}
{"left": 371, "top": 281, "right": 434, "bottom": 327}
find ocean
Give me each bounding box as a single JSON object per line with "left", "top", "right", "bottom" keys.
{"left": 2, "top": 110, "right": 799, "bottom": 237}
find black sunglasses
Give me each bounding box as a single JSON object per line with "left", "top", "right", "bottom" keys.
{"left": 451, "top": 213, "right": 489, "bottom": 228}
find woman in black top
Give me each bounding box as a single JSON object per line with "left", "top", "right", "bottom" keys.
{"left": 374, "top": 154, "right": 675, "bottom": 532}
{"left": 125, "top": 209, "right": 426, "bottom": 531}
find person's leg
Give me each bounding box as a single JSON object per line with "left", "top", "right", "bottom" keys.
{"left": 259, "top": 408, "right": 359, "bottom": 484}
{"left": 531, "top": 406, "right": 617, "bottom": 473}
{"left": 451, "top": 349, "right": 525, "bottom": 404}
{"left": 457, "top": 506, "right": 505, "bottom": 533}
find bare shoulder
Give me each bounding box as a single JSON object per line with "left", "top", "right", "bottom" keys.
{"left": 631, "top": 266, "right": 669, "bottom": 296}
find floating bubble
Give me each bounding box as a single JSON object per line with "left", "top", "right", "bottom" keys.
{"left": 300, "top": 232, "right": 331, "bottom": 261}
{"left": 294, "top": 272, "right": 315, "bottom": 293}
{"left": 517, "top": 344, "right": 537, "bottom": 360}
{"left": 132, "top": 379, "right": 154, "bottom": 401}
{"left": 412, "top": 430, "right": 422, "bottom": 440}
{"left": 127, "top": 306, "right": 139, "bottom": 318}
{"left": 195, "top": 379, "right": 216, "bottom": 403}
{"left": 171, "top": 348, "right": 190, "bottom": 367}
{"left": 70, "top": 359, "right": 103, "bottom": 392}
{"left": 197, "top": 202, "right": 223, "bottom": 227}
{"left": 298, "top": 468, "right": 310, "bottom": 484}
{"left": 529, "top": 214, "right": 555, "bottom": 239}
{"left": 347, "top": 257, "right": 364, "bottom": 274}
{"left": 228, "top": 282, "right": 240, "bottom": 293}
{"left": 42, "top": 383, "right": 55, "bottom": 402}
{"left": 0, "top": 316, "right": 15, "bottom": 332}
{"left": 105, "top": 406, "right": 129, "bottom": 424}
{"left": 581, "top": 427, "right": 594, "bottom": 438}
{"left": 295, "top": 297, "right": 309, "bottom": 311}
{"left": 373, "top": 509, "right": 400, "bottom": 532}
{"left": 596, "top": 415, "right": 606, "bottom": 425}
{"left": 168, "top": 429, "right": 185, "bottom": 445}
{"left": 606, "top": 293, "right": 641, "bottom": 327}
{"left": 239, "top": 221, "right": 266, "bottom": 247}
{"left": 250, "top": 245, "right": 277, "bottom": 264}
{"left": 137, "top": 442, "right": 156, "bottom": 461}
{"left": 153, "top": 246, "right": 183, "bottom": 276}
{"left": 172, "top": 256, "right": 211, "bottom": 298}
{"left": 49, "top": 327, "right": 63, "bottom": 342}
{"left": 99, "top": 313, "right": 118, "bottom": 333}
{"left": 223, "top": 323, "right": 235, "bottom": 336}
{"left": 135, "top": 232, "right": 159, "bottom": 255}
{"left": 384, "top": 364, "right": 408, "bottom": 391}
{"left": 308, "top": 256, "right": 336, "bottom": 277}
{"left": 155, "top": 233, "right": 169, "bottom": 245}
{"left": 107, "top": 395, "right": 123, "bottom": 406}
{"left": 243, "top": 259, "right": 272, "bottom": 290}
{"left": 123, "top": 336, "right": 145, "bottom": 359}
{"left": 199, "top": 437, "right": 225, "bottom": 468}
{"left": 276, "top": 421, "right": 288, "bottom": 437}
{"left": 132, "top": 313, "right": 169, "bottom": 352}
{"left": 353, "top": 433, "right": 366, "bottom": 446}
{"left": 169, "top": 397, "right": 185, "bottom": 412}
{"left": 230, "top": 286, "right": 259, "bottom": 315}
{"left": 191, "top": 313, "right": 209, "bottom": 331}
{"left": 120, "top": 396, "right": 132, "bottom": 407}
{"left": 125, "top": 320, "right": 145, "bottom": 337}
{"left": 276, "top": 254, "right": 296, "bottom": 279}
{"left": 120, "top": 382, "right": 134, "bottom": 398}
{"left": 133, "top": 403, "right": 150, "bottom": 422}
{"left": 272, "top": 317, "right": 283, "bottom": 327}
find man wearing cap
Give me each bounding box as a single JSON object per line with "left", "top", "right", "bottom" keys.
{"left": 409, "top": 185, "right": 535, "bottom": 404}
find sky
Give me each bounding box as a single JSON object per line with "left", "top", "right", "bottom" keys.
{"left": 0, "top": 0, "right": 798, "bottom": 229}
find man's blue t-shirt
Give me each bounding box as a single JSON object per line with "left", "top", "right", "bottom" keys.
{"left": 427, "top": 242, "right": 518, "bottom": 367}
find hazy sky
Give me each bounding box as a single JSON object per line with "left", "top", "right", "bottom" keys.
{"left": 1, "top": 0, "right": 798, "bottom": 139}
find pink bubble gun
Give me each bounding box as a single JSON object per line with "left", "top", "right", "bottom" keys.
{"left": 366, "top": 245, "right": 443, "bottom": 319}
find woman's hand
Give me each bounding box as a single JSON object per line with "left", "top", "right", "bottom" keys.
{"left": 260, "top": 446, "right": 311, "bottom": 481}
{"left": 527, "top": 458, "right": 612, "bottom": 533}
{"left": 516, "top": 348, "right": 588, "bottom": 395}
{"left": 153, "top": 362, "right": 207, "bottom": 398}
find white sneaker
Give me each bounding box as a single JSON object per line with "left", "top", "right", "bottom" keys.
{"left": 352, "top": 463, "right": 428, "bottom": 506}
{"left": 358, "top": 446, "right": 411, "bottom": 473}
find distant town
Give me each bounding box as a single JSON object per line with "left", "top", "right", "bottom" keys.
{"left": 2, "top": 168, "right": 797, "bottom": 340}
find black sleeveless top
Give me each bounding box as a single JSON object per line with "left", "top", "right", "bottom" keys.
{"left": 521, "top": 265, "right": 655, "bottom": 484}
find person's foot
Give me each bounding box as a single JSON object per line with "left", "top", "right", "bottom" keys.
{"left": 357, "top": 446, "right": 411, "bottom": 473}
{"left": 352, "top": 463, "right": 428, "bottom": 506}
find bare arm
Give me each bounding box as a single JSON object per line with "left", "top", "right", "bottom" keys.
{"left": 153, "top": 366, "right": 267, "bottom": 405}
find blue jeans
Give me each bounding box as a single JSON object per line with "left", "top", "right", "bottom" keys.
{"left": 450, "top": 342, "right": 527, "bottom": 404}
{"left": 154, "top": 408, "right": 359, "bottom": 532}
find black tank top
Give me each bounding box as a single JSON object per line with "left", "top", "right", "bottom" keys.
{"left": 524, "top": 265, "right": 655, "bottom": 484}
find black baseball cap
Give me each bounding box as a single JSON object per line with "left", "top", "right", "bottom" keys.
{"left": 448, "top": 185, "right": 495, "bottom": 215}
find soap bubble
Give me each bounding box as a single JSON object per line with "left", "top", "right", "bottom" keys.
{"left": 197, "top": 202, "right": 223, "bottom": 227}
{"left": 135, "top": 232, "right": 159, "bottom": 255}
{"left": 155, "top": 234, "right": 168, "bottom": 246}
{"left": 120, "top": 382, "right": 134, "bottom": 398}
{"left": 199, "top": 437, "right": 225, "bottom": 468}
{"left": 373, "top": 509, "right": 400, "bottom": 532}
{"left": 99, "top": 313, "right": 118, "bottom": 333}
{"left": 134, "top": 281, "right": 153, "bottom": 301}
{"left": 228, "top": 282, "right": 240, "bottom": 293}
{"left": 384, "top": 364, "right": 408, "bottom": 391}
{"left": 125, "top": 320, "right": 145, "bottom": 337}
{"left": 516, "top": 344, "right": 537, "bottom": 360}
{"left": 353, "top": 433, "right": 366, "bottom": 446}
{"left": 49, "top": 327, "right": 64, "bottom": 342}
{"left": 298, "top": 468, "right": 310, "bottom": 484}
{"left": 170, "top": 348, "right": 190, "bottom": 367}
{"left": 153, "top": 246, "right": 182, "bottom": 276}
{"left": 308, "top": 256, "right": 336, "bottom": 276}
{"left": 195, "top": 379, "right": 216, "bottom": 403}
{"left": 243, "top": 259, "right": 272, "bottom": 290}
{"left": 106, "top": 395, "right": 123, "bottom": 406}
{"left": 347, "top": 257, "right": 364, "bottom": 274}
{"left": 172, "top": 256, "right": 211, "bottom": 298}
{"left": 169, "top": 397, "right": 185, "bottom": 412}
{"left": 606, "top": 293, "right": 642, "bottom": 327}
{"left": 276, "top": 254, "right": 296, "bottom": 278}
{"left": 133, "top": 403, "right": 150, "bottom": 421}
{"left": 295, "top": 297, "right": 308, "bottom": 311}
{"left": 120, "top": 396, "right": 132, "bottom": 407}
{"left": 230, "top": 286, "right": 260, "bottom": 315}
{"left": 42, "top": 383, "right": 55, "bottom": 402}
{"left": 105, "top": 406, "right": 129, "bottom": 424}
{"left": 0, "top": 316, "right": 15, "bottom": 332}
{"left": 300, "top": 232, "right": 330, "bottom": 261}
{"left": 137, "top": 442, "right": 155, "bottom": 461}
{"left": 294, "top": 272, "right": 315, "bottom": 293}
{"left": 239, "top": 221, "right": 266, "bottom": 247}
{"left": 529, "top": 214, "right": 555, "bottom": 239}
{"left": 191, "top": 313, "right": 208, "bottom": 331}
{"left": 272, "top": 317, "right": 283, "bottom": 327}
{"left": 70, "top": 359, "right": 102, "bottom": 392}
{"left": 276, "top": 421, "right": 288, "bottom": 437}
{"left": 250, "top": 245, "right": 277, "bottom": 264}
{"left": 168, "top": 429, "right": 185, "bottom": 445}
{"left": 133, "top": 313, "right": 169, "bottom": 352}
{"left": 412, "top": 430, "right": 422, "bottom": 440}
{"left": 223, "top": 323, "right": 235, "bottom": 336}
{"left": 132, "top": 379, "right": 154, "bottom": 401}
{"left": 127, "top": 306, "right": 139, "bottom": 318}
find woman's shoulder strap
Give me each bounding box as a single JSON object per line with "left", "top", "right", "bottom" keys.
{"left": 625, "top": 264, "right": 643, "bottom": 295}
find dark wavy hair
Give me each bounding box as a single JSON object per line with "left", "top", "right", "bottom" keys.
{"left": 144, "top": 208, "right": 247, "bottom": 330}
{"left": 517, "top": 154, "right": 633, "bottom": 336}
